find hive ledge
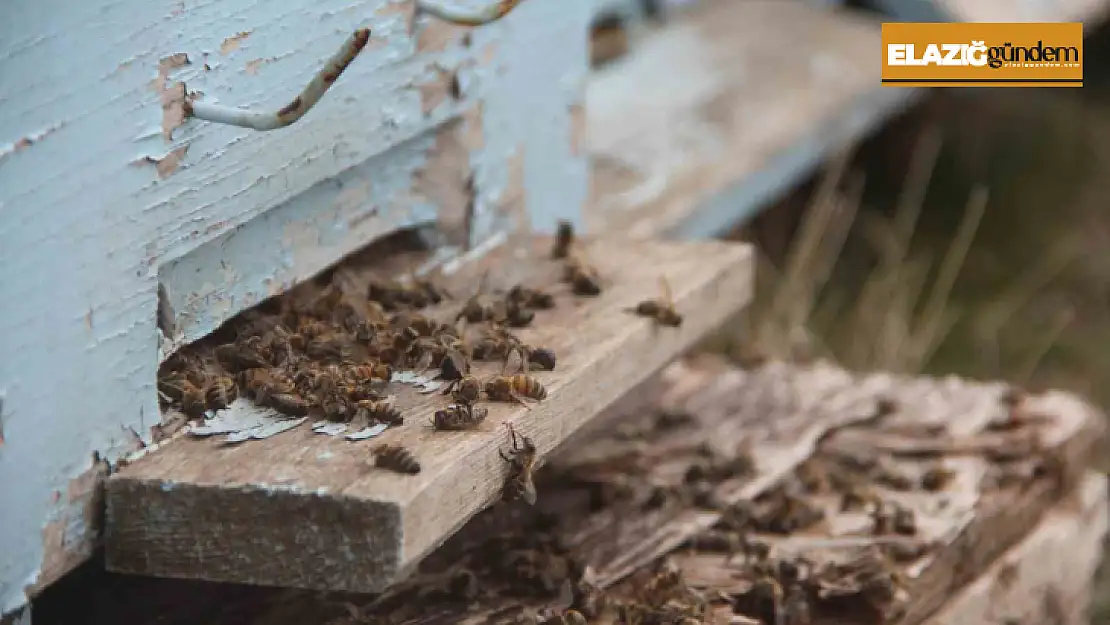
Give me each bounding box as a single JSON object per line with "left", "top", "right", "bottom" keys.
{"left": 104, "top": 235, "right": 754, "bottom": 593}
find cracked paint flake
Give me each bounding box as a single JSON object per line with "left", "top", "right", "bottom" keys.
{"left": 418, "top": 66, "right": 460, "bottom": 115}
{"left": 244, "top": 58, "right": 271, "bottom": 75}
{"left": 219, "top": 31, "right": 252, "bottom": 55}
{"left": 135, "top": 145, "right": 190, "bottom": 179}
{"left": 412, "top": 117, "right": 473, "bottom": 246}
{"left": 568, "top": 103, "right": 585, "bottom": 156}
{"left": 499, "top": 147, "right": 527, "bottom": 231}
{"left": 417, "top": 19, "right": 467, "bottom": 52}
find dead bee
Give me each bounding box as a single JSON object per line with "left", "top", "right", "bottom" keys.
{"left": 353, "top": 398, "right": 403, "bottom": 427}
{"left": 266, "top": 392, "right": 311, "bottom": 417}
{"left": 499, "top": 422, "right": 538, "bottom": 505}
{"left": 305, "top": 333, "right": 352, "bottom": 361}
{"left": 345, "top": 362, "right": 393, "bottom": 382}
{"left": 919, "top": 465, "right": 956, "bottom": 492}
{"left": 501, "top": 298, "right": 535, "bottom": 328}
{"left": 320, "top": 393, "right": 356, "bottom": 422}
{"left": 204, "top": 376, "right": 238, "bottom": 410}
{"left": 552, "top": 219, "right": 575, "bottom": 259}
{"left": 507, "top": 284, "right": 556, "bottom": 310}
{"left": 438, "top": 341, "right": 472, "bottom": 381}
{"left": 839, "top": 485, "right": 881, "bottom": 512}
{"left": 159, "top": 375, "right": 208, "bottom": 417}
{"left": 485, "top": 374, "right": 547, "bottom": 406}
{"left": 442, "top": 375, "right": 483, "bottom": 404}
{"left": 871, "top": 501, "right": 916, "bottom": 536}
{"left": 529, "top": 347, "right": 557, "bottom": 372}
{"left": 457, "top": 272, "right": 498, "bottom": 324}
{"left": 431, "top": 402, "right": 489, "bottom": 431}
{"left": 215, "top": 338, "right": 271, "bottom": 372}
{"left": 563, "top": 254, "right": 602, "bottom": 296}
{"left": 374, "top": 444, "right": 421, "bottom": 475}
{"left": 626, "top": 276, "right": 682, "bottom": 327}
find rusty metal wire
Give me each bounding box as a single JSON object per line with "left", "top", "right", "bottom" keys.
{"left": 184, "top": 28, "right": 371, "bottom": 131}
{"left": 416, "top": 0, "right": 524, "bottom": 25}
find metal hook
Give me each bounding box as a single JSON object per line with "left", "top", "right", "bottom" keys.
{"left": 184, "top": 28, "right": 371, "bottom": 131}
{"left": 182, "top": 2, "right": 524, "bottom": 131}
{"left": 416, "top": 0, "right": 525, "bottom": 25}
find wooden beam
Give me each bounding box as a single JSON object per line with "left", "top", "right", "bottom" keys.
{"left": 585, "top": 0, "right": 917, "bottom": 239}
{"left": 328, "top": 358, "right": 1105, "bottom": 624}
{"left": 922, "top": 471, "right": 1107, "bottom": 625}
{"left": 103, "top": 236, "right": 754, "bottom": 593}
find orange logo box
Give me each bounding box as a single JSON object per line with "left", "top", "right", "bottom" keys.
{"left": 881, "top": 22, "right": 1083, "bottom": 87}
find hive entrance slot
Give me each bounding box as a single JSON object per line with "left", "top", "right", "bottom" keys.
{"left": 109, "top": 235, "right": 754, "bottom": 594}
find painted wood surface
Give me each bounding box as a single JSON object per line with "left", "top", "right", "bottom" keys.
{"left": 0, "top": 0, "right": 590, "bottom": 614}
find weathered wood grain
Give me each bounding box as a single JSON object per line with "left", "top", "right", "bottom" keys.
{"left": 335, "top": 359, "right": 1105, "bottom": 624}
{"left": 921, "top": 471, "right": 1107, "bottom": 625}
{"left": 103, "top": 236, "right": 754, "bottom": 593}
{"left": 585, "top": 0, "right": 917, "bottom": 239}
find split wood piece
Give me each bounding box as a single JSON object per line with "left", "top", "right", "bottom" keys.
{"left": 330, "top": 359, "right": 1105, "bottom": 624}
{"left": 104, "top": 236, "right": 754, "bottom": 594}
{"left": 585, "top": 0, "right": 916, "bottom": 239}
{"left": 922, "top": 471, "right": 1108, "bottom": 625}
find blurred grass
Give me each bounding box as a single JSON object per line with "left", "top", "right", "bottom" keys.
{"left": 705, "top": 26, "right": 1110, "bottom": 622}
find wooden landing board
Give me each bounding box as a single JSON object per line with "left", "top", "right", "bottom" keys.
{"left": 330, "top": 358, "right": 1105, "bottom": 624}
{"left": 923, "top": 471, "right": 1108, "bottom": 625}
{"left": 585, "top": 0, "right": 916, "bottom": 239}
{"left": 103, "top": 236, "right": 754, "bottom": 593}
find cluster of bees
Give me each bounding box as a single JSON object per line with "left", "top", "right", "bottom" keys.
{"left": 157, "top": 221, "right": 684, "bottom": 503}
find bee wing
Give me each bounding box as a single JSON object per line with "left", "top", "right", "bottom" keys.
{"left": 659, "top": 275, "right": 674, "bottom": 306}
{"left": 520, "top": 479, "right": 538, "bottom": 506}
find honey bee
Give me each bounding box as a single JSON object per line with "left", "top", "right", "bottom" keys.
{"left": 501, "top": 298, "right": 535, "bottom": 328}
{"left": 552, "top": 219, "right": 575, "bottom": 259}
{"left": 158, "top": 374, "right": 208, "bottom": 417}
{"left": 344, "top": 362, "right": 393, "bottom": 382}
{"left": 839, "top": 485, "right": 881, "bottom": 512}
{"left": 506, "top": 284, "right": 556, "bottom": 310}
{"left": 374, "top": 444, "right": 422, "bottom": 475}
{"left": 627, "top": 276, "right": 682, "bottom": 327}
{"left": 485, "top": 374, "right": 547, "bottom": 406}
{"left": 305, "top": 333, "right": 352, "bottom": 361}
{"left": 239, "top": 368, "right": 305, "bottom": 416}
{"left": 320, "top": 392, "right": 355, "bottom": 422}
{"left": 499, "top": 422, "right": 538, "bottom": 505}
{"left": 919, "top": 465, "right": 956, "bottom": 492}
{"left": 479, "top": 324, "right": 556, "bottom": 373}
{"left": 368, "top": 278, "right": 442, "bottom": 311}
{"left": 442, "top": 374, "right": 483, "bottom": 404}
{"left": 431, "top": 402, "right": 489, "bottom": 431}
{"left": 437, "top": 337, "right": 472, "bottom": 381}
{"left": 353, "top": 398, "right": 403, "bottom": 427}
{"left": 563, "top": 254, "right": 602, "bottom": 296}
{"left": 266, "top": 392, "right": 311, "bottom": 417}
{"left": 204, "top": 376, "right": 238, "bottom": 410}
{"left": 215, "top": 338, "right": 271, "bottom": 372}
{"left": 457, "top": 271, "right": 498, "bottom": 325}
{"left": 871, "top": 501, "right": 916, "bottom": 536}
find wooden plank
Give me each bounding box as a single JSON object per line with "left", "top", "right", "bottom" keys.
{"left": 585, "top": 0, "right": 917, "bottom": 239}
{"left": 326, "top": 359, "right": 1105, "bottom": 624}
{"left": 922, "top": 471, "right": 1108, "bottom": 625}
{"left": 103, "top": 236, "right": 754, "bottom": 594}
